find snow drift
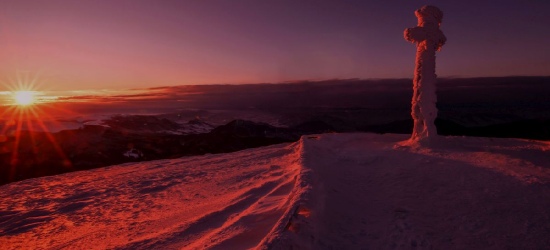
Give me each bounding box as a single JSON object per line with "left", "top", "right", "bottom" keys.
{"left": 1, "top": 133, "right": 550, "bottom": 249}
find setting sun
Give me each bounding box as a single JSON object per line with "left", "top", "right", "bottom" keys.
{"left": 14, "top": 91, "right": 36, "bottom": 106}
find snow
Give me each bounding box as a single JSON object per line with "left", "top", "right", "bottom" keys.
{"left": 123, "top": 149, "right": 144, "bottom": 159}
{"left": 2, "top": 133, "right": 550, "bottom": 249}
{"left": 268, "top": 134, "right": 550, "bottom": 249}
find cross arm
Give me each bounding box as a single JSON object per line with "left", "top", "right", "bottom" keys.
{"left": 404, "top": 27, "right": 427, "bottom": 43}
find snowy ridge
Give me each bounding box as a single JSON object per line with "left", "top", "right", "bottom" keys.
{"left": 0, "top": 140, "right": 307, "bottom": 249}
{"left": 2, "top": 134, "right": 550, "bottom": 249}
{"left": 270, "top": 134, "right": 550, "bottom": 249}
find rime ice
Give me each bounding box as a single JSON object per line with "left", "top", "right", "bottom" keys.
{"left": 404, "top": 5, "right": 446, "bottom": 145}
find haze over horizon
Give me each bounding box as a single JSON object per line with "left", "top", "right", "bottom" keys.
{"left": 1, "top": 0, "right": 549, "bottom": 92}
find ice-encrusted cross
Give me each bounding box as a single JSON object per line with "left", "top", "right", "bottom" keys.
{"left": 404, "top": 5, "right": 446, "bottom": 145}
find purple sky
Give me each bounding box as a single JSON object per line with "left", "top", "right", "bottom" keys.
{"left": 1, "top": 0, "right": 549, "bottom": 91}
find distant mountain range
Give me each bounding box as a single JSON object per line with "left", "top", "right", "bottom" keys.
{"left": 2, "top": 111, "right": 550, "bottom": 185}
{"left": 2, "top": 76, "right": 550, "bottom": 185}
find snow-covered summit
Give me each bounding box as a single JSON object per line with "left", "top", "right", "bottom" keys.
{"left": 1, "top": 133, "right": 550, "bottom": 249}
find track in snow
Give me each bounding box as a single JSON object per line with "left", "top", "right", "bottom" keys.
{"left": 0, "top": 142, "right": 303, "bottom": 249}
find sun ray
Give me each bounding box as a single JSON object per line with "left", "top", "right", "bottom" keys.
{"left": 1, "top": 106, "right": 18, "bottom": 135}
{"left": 1, "top": 72, "right": 80, "bottom": 181}
{"left": 24, "top": 108, "right": 39, "bottom": 155}
{"left": 28, "top": 108, "right": 72, "bottom": 169}
{"left": 9, "top": 107, "right": 25, "bottom": 181}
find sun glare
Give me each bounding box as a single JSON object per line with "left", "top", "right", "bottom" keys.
{"left": 14, "top": 91, "right": 36, "bottom": 106}
{"left": 1, "top": 72, "right": 76, "bottom": 183}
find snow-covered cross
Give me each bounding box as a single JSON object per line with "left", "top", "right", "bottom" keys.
{"left": 404, "top": 5, "right": 446, "bottom": 145}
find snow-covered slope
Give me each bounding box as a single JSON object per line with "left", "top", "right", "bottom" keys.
{"left": 0, "top": 142, "right": 303, "bottom": 249}
{"left": 2, "top": 133, "right": 550, "bottom": 249}
{"left": 268, "top": 134, "right": 550, "bottom": 249}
